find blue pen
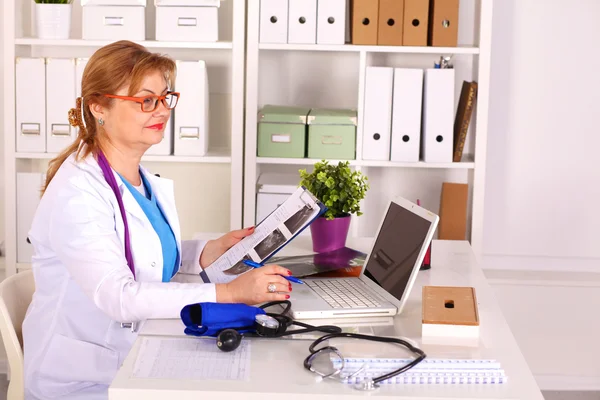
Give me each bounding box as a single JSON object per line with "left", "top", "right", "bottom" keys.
{"left": 242, "top": 259, "right": 305, "bottom": 284}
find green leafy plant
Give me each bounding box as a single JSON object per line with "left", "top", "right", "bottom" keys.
{"left": 299, "top": 160, "right": 369, "bottom": 220}
{"left": 34, "top": 0, "right": 72, "bottom": 3}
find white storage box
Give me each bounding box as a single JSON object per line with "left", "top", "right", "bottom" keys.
{"left": 82, "top": 6, "right": 145, "bottom": 41}
{"left": 256, "top": 173, "right": 308, "bottom": 237}
{"left": 421, "top": 286, "right": 480, "bottom": 346}
{"left": 155, "top": 0, "right": 220, "bottom": 5}
{"left": 155, "top": 6, "right": 219, "bottom": 42}
{"left": 81, "top": 0, "right": 146, "bottom": 5}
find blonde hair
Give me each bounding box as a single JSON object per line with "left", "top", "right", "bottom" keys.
{"left": 42, "top": 40, "right": 176, "bottom": 195}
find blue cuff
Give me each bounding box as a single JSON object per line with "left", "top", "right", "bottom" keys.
{"left": 180, "top": 302, "right": 266, "bottom": 337}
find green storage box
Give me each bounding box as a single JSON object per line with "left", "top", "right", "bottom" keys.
{"left": 307, "top": 108, "right": 357, "bottom": 160}
{"left": 257, "top": 105, "right": 310, "bottom": 158}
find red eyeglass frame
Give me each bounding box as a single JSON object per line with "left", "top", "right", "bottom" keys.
{"left": 104, "top": 92, "right": 180, "bottom": 113}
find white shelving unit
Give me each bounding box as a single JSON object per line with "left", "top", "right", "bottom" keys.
{"left": 243, "top": 0, "right": 492, "bottom": 259}
{"left": 2, "top": 0, "right": 246, "bottom": 277}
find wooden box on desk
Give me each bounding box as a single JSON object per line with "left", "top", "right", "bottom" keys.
{"left": 421, "top": 286, "right": 480, "bottom": 340}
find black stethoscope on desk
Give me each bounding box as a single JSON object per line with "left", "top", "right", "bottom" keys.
{"left": 215, "top": 301, "right": 427, "bottom": 391}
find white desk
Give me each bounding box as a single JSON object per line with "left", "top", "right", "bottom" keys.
{"left": 109, "top": 238, "right": 544, "bottom": 399}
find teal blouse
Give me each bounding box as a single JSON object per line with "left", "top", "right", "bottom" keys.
{"left": 119, "top": 171, "right": 179, "bottom": 282}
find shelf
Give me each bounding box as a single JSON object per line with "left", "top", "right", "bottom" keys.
{"left": 258, "top": 43, "right": 479, "bottom": 55}
{"left": 15, "top": 148, "right": 232, "bottom": 164}
{"left": 15, "top": 38, "right": 233, "bottom": 50}
{"left": 256, "top": 157, "right": 475, "bottom": 169}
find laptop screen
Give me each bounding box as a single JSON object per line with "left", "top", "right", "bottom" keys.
{"left": 363, "top": 202, "right": 432, "bottom": 301}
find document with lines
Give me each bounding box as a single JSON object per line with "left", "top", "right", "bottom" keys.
{"left": 204, "top": 186, "right": 326, "bottom": 284}
{"left": 132, "top": 337, "right": 251, "bottom": 381}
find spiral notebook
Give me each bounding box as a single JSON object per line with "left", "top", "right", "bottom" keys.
{"left": 332, "top": 357, "right": 507, "bottom": 385}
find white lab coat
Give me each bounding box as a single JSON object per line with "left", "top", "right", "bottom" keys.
{"left": 23, "top": 149, "right": 217, "bottom": 399}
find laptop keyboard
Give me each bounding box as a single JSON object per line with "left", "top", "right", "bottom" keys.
{"left": 306, "top": 279, "right": 384, "bottom": 309}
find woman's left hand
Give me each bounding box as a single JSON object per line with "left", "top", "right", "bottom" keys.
{"left": 200, "top": 226, "right": 255, "bottom": 268}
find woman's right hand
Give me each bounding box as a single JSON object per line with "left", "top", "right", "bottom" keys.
{"left": 216, "top": 265, "right": 293, "bottom": 305}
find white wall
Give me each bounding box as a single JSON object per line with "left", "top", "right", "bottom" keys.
{"left": 482, "top": 1, "right": 600, "bottom": 391}
{"left": 482, "top": 0, "right": 600, "bottom": 272}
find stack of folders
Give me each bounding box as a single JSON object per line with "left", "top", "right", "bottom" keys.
{"left": 350, "top": 0, "right": 460, "bottom": 47}
{"left": 363, "top": 66, "right": 457, "bottom": 163}
{"left": 332, "top": 358, "right": 507, "bottom": 385}
{"left": 259, "top": 0, "right": 346, "bottom": 45}
{"left": 14, "top": 58, "right": 209, "bottom": 157}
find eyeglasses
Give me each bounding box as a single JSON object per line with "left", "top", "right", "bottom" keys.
{"left": 104, "top": 92, "right": 180, "bottom": 113}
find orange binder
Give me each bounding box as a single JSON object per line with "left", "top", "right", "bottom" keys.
{"left": 351, "top": 0, "right": 380, "bottom": 45}
{"left": 438, "top": 182, "right": 468, "bottom": 240}
{"left": 402, "top": 0, "right": 429, "bottom": 46}
{"left": 428, "top": 0, "right": 459, "bottom": 47}
{"left": 377, "top": 0, "right": 404, "bottom": 46}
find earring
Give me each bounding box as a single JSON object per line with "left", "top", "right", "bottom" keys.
{"left": 98, "top": 118, "right": 104, "bottom": 126}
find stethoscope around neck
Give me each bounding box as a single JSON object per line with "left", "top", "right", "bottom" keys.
{"left": 97, "top": 150, "right": 137, "bottom": 279}
{"left": 97, "top": 149, "right": 141, "bottom": 332}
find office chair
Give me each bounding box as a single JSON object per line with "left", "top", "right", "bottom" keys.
{"left": 0, "top": 270, "right": 35, "bottom": 400}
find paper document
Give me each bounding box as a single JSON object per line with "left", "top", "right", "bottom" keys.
{"left": 204, "top": 186, "right": 325, "bottom": 283}
{"left": 268, "top": 247, "right": 367, "bottom": 278}
{"left": 132, "top": 337, "right": 251, "bottom": 381}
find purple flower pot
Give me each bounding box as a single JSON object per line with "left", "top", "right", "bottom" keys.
{"left": 310, "top": 215, "right": 351, "bottom": 253}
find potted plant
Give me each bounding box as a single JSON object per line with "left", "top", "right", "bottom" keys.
{"left": 34, "top": 0, "right": 73, "bottom": 40}
{"left": 299, "top": 160, "right": 369, "bottom": 253}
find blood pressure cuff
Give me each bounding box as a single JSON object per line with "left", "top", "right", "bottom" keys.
{"left": 180, "top": 302, "right": 266, "bottom": 337}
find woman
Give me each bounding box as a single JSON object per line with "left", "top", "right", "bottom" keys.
{"left": 22, "top": 40, "right": 292, "bottom": 400}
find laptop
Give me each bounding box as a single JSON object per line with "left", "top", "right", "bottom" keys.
{"left": 289, "top": 196, "right": 439, "bottom": 320}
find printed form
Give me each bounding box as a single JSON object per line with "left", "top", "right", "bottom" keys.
{"left": 204, "top": 187, "right": 324, "bottom": 284}
{"left": 132, "top": 337, "right": 251, "bottom": 381}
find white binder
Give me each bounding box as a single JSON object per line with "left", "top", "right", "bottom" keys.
{"left": 75, "top": 58, "right": 88, "bottom": 98}
{"left": 362, "top": 66, "right": 393, "bottom": 161}
{"left": 146, "top": 117, "right": 173, "bottom": 155}
{"left": 16, "top": 58, "right": 46, "bottom": 153}
{"left": 17, "top": 173, "right": 45, "bottom": 263}
{"left": 46, "top": 58, "right": 76, "bottom": 154}
{"left": 173, "top": 60, "right": 209, "bottom": 157}
{"left": 288, "top": 0, "right": 316, "bottom": 44}
{"left": 259, "top": 0, "right": 289, "bottom": 44}
{"left": 390, "top": 68, "right": 423, "bottom": 163}
{"left": 422, "top": 68, "right": 455, "bottom": 163}
{"left": 316, "top": 0, "right": 346, "bottom": 44}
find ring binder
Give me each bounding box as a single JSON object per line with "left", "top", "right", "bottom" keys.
{"left": 332, "top": 357, "right": 507, "bottom": 385}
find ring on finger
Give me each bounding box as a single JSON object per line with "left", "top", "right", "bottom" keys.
{"left": 267, "top": 283, "right": 277, "bottom": 293}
